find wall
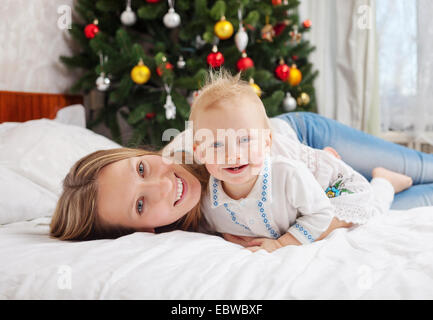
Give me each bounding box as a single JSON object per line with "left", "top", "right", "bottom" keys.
{"left": 0, "top": 0, "right": 79, "bottom": 94}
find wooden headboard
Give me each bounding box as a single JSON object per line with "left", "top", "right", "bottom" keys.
{"left": 0, "top": 91, "right": 83, "bottom": 123}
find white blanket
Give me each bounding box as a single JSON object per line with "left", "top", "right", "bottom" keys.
{"left": 1, "top": 206, "right": 432, "bottom": 299}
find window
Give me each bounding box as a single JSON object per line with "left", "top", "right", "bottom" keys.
{"left": 376, "top": 0, "right": 418, "bottom": 132}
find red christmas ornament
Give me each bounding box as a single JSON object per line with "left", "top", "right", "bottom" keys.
{"left": 207, "top": 45, "right": 224, "bottom": 68}
{"left": 273, "top": 23, "right": 286, "bottom": 37}
{"left": 146, "top": 0, "right": 161, "bottom": 3}
{"left": 303, "top": 19, "right": 312, "bottom": 29}
{"left": 275, "top": 60, "right": 290, "bottom": 81}
{"left": 272, "top": 0, "right": 282, "bottom": 5}
{"left": 156, "top": 62, "right": 174, "bottom": 76}
{"left": 146, "top": 112, "right": 156, "bottom": 119}
{"left": 236, "top": 52, "right": 254, "bottom": 71}
{"left": 274, "top": 20, "right": 291, "bottom": 36}
{"left": 292, "top": 55, "right": 299, "bottom": 61}
{"left": 84, "top": 20, "right": 99, "bottom": 39}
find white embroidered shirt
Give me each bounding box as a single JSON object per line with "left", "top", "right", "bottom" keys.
{"left": 201, "top": 156, "right": 335, "bottom": 245}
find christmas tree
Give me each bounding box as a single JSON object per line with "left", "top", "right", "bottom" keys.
{"left": 61, "top": 0, "right": 318, "bottom": 147}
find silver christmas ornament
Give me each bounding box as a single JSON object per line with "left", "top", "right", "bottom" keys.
{"left": 235, "top": 26, "right": 248, "bottom": 52}
{"left": 163, "top": 8, "right": 181, "bottom": 28}
{"left": 96, "top": 72, "right": 110, "bottom": 91}
{"left": 164, "top": 94, "right": 176, "bottom": 119}
{"left": 177, "top": 55, "right": 186, "bottom": 69}
{"left": 121, "top": 6, "right": 136, "bottom": 26}
{"left": 195, "top": 35, "right": 206, "bottom": 49}
{"left": 283, "top": 92, "right": 297, "bottom": 111}
{"left": 235, "top": 8, "right": 248, "bottom": 52}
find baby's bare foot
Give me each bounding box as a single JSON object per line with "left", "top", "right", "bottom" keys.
{"left": 323, "top": 146, "right": 341, "bottom": 159}
{"left": 372, "top": 167, "right": 413, "bottom": 193}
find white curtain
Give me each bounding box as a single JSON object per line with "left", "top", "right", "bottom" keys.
{"left": 416, "top": 0, "right": 433, "bottom": 144}
{"left": 299, "top": 0, "right": 380, "bottom": 135}
{"left": 377, "top": 0, "right": 433, "bottom": 144}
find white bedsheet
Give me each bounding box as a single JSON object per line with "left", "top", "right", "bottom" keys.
{"left": 1, "top": 206, "right": 433, "bottom": 299}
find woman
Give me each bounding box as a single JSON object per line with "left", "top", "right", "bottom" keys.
{"left": 50, "top": 112, "right": 433, "bottom": 241}
{"left": 50, "top": 148, "right": 209, "bottom": 241}
{"left": 280, "top": 112, "right": 433, "bottom": 209}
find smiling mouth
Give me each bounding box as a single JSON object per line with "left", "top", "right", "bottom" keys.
{"left": 174, "top": 173, "right": 186, "bottom": 206}
{"left": 223, "top": 164, "right": 249, "bottom": 174}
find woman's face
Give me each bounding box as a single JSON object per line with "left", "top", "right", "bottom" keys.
{"left": 96, "top": 155, "right": 201, "bottom": 232}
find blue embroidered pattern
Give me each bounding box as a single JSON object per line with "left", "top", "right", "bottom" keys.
{"left": 211, "top": 158, "right": 280, "bottom": 239}
{"left": 294, "top": 223, "right": 315, "bottom": 242}
{"left": 212, "top": 178, "right": 250, "bottom": 231}
{"left": 257, "top": 158, "right": 280, "bottom": 239}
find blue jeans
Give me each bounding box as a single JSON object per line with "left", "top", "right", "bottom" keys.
{"left": 277, "top": 112, "right": 433, "bottom": 210}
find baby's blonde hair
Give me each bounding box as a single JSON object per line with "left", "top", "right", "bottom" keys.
{"left": 189, "top": 69, "right": 271, "bottom": 129}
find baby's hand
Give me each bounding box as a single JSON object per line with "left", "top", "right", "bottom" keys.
{"left": 222, "top": 234, "right": 282, "bottom": 253}
{"left": 245, "top": 238, "right": 283, "bottom": 253}
{"left": 323, "top": 146, "right": 341, "bottom": 159}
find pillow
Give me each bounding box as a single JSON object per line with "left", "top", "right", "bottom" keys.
{"left": 0, "top": 166, "right": 58, "bottom": 224}
{"left": 54, "top": 104, "right": 86, "bottom": 128}
{"left": 0, "top": 117, "right": 121, "bottom": 224}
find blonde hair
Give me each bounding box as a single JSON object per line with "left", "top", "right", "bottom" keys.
{"left": 190, "top": 69, "right": 271, "bottom": 129}
{"left": 50, "top": 147, "right": 209, "bottom": 241}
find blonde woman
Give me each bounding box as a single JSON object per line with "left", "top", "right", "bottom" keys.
{"left": 50, "top": 148, "right": 209, "bottom": 241}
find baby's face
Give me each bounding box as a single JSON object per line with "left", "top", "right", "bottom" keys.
{"left": 193, "top": 94, "right": 271, "bottom": 185}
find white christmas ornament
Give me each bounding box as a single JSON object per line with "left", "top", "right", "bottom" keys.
{"left": 283, "top": 92, "right": 297, "bottom": 111}
{"left": 195, "top": 35, "right": 206, "bottom": 49}
{"left": 96, "top": 72, "right": 110, "bottom": 91}
{"left": 177, "top": 55, "right": 186, "bottom": 69}
{"left": 235, "top": 8, "right": 248, "bottom": 52}
{"left": 164, "top": 94, "right": 176, "bottom": 119}
{"left": 163, "top": 8, "right": 181, "bottom": 28}
{"left": 121, "top": 6, "right": 136, "bottom": 26}
{"left": 235, "top": 27, "right": 248, "bottom": 52}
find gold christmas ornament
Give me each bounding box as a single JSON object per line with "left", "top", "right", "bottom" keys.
{"left": 288, "top": 64, "right": 302, "bottom": 86}
{"left": 261, "top": 24, "right": 275, "bottom": 42}
{"left": 261, "top": 16, "right": 275, "bottom": 42}
{"left": 297, "top": 92, "right": 310, "bottom": 105}
{"left": 214, "top": 16, "right": 234, "bottom": 40}
{"left": 130, "top": 59, "right": 151, "bottom": 84}
{"left": 249, "top": 78, "right": 262, "bottom": 97}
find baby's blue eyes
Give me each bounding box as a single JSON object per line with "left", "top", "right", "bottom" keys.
{"left": 211, "top": 137, "right": 250, "bottom": 148}
{"left": 240, "top": 136, "right": 250, "bottom": 143}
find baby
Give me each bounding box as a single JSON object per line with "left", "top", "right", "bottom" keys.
{"left": 188, "top": 70, "right": 412, "bottom": 252}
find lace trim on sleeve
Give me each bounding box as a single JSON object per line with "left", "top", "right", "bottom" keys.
{"left": 333, "top": 205, "right": 379, "bottom": 225}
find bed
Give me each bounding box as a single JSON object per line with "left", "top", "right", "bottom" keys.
{"left": 1, "top": 91, "right": 433, "bottom": 299}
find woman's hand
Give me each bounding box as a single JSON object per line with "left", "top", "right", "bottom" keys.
{"left": 222, "top": 233, "right": 299, "bottom": 253}
{"left": 222, "top": 233, "right": 261, "bottom": 247}
{"left": 245, "top": 238, "right": 283, "bottom": 253}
